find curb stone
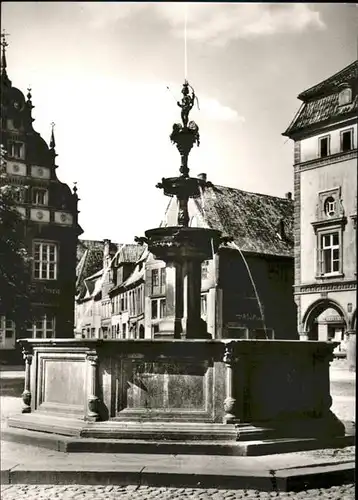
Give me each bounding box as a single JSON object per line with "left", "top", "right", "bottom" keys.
{"left": 1, "top": 460, "right": 354, "bottom": 491}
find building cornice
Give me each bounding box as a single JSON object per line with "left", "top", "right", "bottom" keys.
{"left": 295, "top": 149, "right": 357, "bottom": 172}
{"left": 294, "top": 279, "right": 357, "bottom": 295}
{"left": 311, "top": 216, "right": 347, "bottom": 233}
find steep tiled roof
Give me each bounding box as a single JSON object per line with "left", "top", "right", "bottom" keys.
{"left": 76, "top": 239, "right": 117, "bottom": 299}
{"left": 76, "top": 239, "right": 103, "bottom": 265}
{"left": 283, "top": 60, "right": 358, "bottom": 136}
{"left": 298, "top": 60, "right": 358, "bottom": 100}
{"left": 114, "top": 244, "right": 145, "bottom": 265}
{"left": 197, "top": 185, "right": 293, "bottom": 258}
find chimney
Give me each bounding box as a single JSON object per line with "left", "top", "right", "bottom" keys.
{"left": 285, "top": 192, "right": 292, "bottom": 200}
{"left": 103, "top": 239, "right": 111, "bottom": 268}
{"left": 198, "top": 173, "right": 207, "bottom": 182}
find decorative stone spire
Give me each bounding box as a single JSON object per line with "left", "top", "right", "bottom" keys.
{"left": 1, "top": 29, "right": 11, "bottom": 86}
{"left": 26, "top": 86, "right": 34, "bottom": 111}
{"left": 0, "top": 29, "right": 9, "bottom": 74}
{"left": 50, "top": 122, "right": 56, "bottom": 150}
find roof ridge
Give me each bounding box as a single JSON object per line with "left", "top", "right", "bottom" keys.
{"left": 212, "top": 184, "right": 292, "bottom": 202}
{"left": 298, "top": 60, "right": 358, "bottom": 100}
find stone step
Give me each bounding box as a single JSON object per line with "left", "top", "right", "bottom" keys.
{"left": 2, "top": 425, "right": 354, "bottom": 456}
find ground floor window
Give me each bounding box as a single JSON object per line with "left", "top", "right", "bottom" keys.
{"left": 27, "top": 314, "right": 56, "bottom": 339}
{"left": 0, "top": 316, "right": 16, "bottom": 349}
{"left": 252, "top": 328, "right": 274, "bottom": 339}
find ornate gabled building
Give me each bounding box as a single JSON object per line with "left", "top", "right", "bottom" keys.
{"left": 283, "top": 60, "right": 357, "bottom": 368}
{"left": 0, "top": 35, "right": 82, "bottom": 360}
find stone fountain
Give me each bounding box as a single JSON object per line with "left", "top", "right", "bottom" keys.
{"left": 137, "top": 80, "right": 222, "bottom": 340}
{"left": 4, "top": 81, "right": 352, "bottom": 456}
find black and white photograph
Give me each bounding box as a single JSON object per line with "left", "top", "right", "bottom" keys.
{"left": 0, "top": 2, "right": 356, "bottom": 499}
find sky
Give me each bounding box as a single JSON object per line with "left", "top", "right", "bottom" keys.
{"left": 2, "top": 2, "right": 357, "bottom": 243}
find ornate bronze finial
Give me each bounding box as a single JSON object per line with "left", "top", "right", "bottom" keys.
{"left": 177, "top": 80, "right": 195, "bottom": 129}
{"left": 73, "top": 181, "right": 78, "bottom": 195}
{"left": 50, "top": 122, "right": 56, "bottom": 150}
{"left": 27, "top": 86, "right": 32, "bottom": 101}
{"left": 1, "top": 29, "right": 10, "bottom": 72}
{"left": 170, "top": 80, "right": 200, "bottom": 178}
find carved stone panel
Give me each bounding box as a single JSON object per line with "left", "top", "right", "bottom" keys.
{"left": 37, "top": 354, "right": 87, "bottom": 415}
{"left": 117, "top": 359, "right": 212, "bottom": 420}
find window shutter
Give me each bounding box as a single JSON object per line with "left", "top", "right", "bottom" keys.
{"left": 316, "top": 245, "right": 322, "bottom": 275}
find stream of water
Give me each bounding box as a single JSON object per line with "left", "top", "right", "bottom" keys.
{"left": 198, "top": 185, "right": 268, "bottom": 339}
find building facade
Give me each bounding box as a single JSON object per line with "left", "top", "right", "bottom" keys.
{"left": 283, "top": 60, "right": 357, "bottom": 367}
{"left": 0, "top": 41, "right": 81, "bottom": 361}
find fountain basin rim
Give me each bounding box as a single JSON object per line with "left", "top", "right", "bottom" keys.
{"left": 17, "top": 338, "right": 340, "bottom": 348}
{"left": 145, "top": 226, "right": 222, "bottom": 238}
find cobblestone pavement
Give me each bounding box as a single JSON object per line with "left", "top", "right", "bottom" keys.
{"left": 0, "top": 484, "right": 355, "bottom": 500}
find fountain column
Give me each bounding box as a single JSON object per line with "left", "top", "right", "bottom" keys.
{"left": 183, "top": 259, "right": 202, "bottom": 338}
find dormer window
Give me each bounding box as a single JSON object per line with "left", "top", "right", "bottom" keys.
{"left": 32, "top": 188, "right": 48, "bottom": 206}
{"left": 341, "top": 128, "right": 353, "bottom": 152}
{"left": 319, "top": 135, "right": 330, "bottom": 158}
{"left": 338, "top": 87, "right": 352, "bottom": 106}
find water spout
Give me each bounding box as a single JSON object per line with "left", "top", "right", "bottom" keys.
{"left": 228, "top": 241, "right": 268, "bottom": 339}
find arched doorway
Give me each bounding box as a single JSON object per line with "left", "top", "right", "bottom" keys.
{"left": 139, "top": 324, "right": 145, "bottom": 339}
{"left": 302, "top": 299, "right": 348, "bottom": 349}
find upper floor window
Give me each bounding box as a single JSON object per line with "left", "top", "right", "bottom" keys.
{"left": 201, "top": 260, "right": 210, "bottom": 280}
{"left": 338, "top": 87, "right": 352, "bottom": 106}
{"left": 318, "top": 136, "right": 330, "bottom": 158}
{"left": 27, "top": 314, "right": 56, "bottom": 339}
{"left": 318, "top": 232, "right": 341, "bottom": 276}
{"left": 341, "top": 129, "right": 353, "bottom": 152}
{"left": 324, "top": 196, "right": 336, "bottom": 218}
{"left": 151, "top": 267, "right": 166, "bottom": 295}
{"left": 32, "top": 188, "right": 48, "bottom": 206}
{"left": 33, "top": 241, "right": 58, "bottom": 280}
{"left": 13, "top": 187, "right": 25, "bottom": 203}
{"left": 8, "top": 141, "right": 25, "bottom": 159}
